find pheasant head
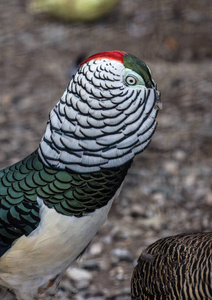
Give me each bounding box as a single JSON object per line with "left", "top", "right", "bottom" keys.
{"left": 39, "top": 51, "right": 162, "bottom": 173}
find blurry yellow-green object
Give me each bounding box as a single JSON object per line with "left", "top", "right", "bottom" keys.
{"left": 28, "top": 0, "right": 120, "bottom": 22}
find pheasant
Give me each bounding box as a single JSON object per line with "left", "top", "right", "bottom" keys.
{"left": 0, "top": 50, "right": 161, "bottom": 300}
{"left": 131, "top": 232, "right": 212, "bottom": 299}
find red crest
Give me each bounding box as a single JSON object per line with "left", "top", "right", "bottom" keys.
{"left": 79, "top": 51, "right": 126, "bottom": 66}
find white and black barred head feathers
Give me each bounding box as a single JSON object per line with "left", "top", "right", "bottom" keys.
{"left": 39, "top": 51, "right": 162, "bottom": 173}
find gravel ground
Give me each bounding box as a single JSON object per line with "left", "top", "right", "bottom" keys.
{"left": 0, "top": 0, "right": 212, "bottom": 299}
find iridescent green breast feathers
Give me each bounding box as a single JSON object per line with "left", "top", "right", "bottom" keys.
{"left": 0, "top": 150, "right": 132, "bottom": 256}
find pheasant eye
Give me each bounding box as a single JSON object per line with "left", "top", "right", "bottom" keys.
{"left": 125, "top": 75, "right": 138, "bottom": 86}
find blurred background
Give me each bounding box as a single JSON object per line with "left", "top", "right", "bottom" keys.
{"left": 0, "top": 0, "right": 212, "bottom": 299}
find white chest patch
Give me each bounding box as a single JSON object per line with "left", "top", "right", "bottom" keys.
{"left": 0, "top": 186, "right": 122, "bottom": 300}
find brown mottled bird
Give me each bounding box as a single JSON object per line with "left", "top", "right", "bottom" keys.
{"left": 131, "top": 232, "right": 212, "bottom": 299}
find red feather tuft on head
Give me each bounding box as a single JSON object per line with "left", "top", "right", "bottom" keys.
{"left": 79, "top": 51, "right": 127, "bottom": 66}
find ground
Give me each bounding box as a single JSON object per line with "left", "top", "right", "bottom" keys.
{"left": 0, "top": 0, "right": 212, "bottom": 299}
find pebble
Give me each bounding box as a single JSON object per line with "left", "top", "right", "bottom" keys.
{"left": 86, "top": 297, "right": 105, "bottom": 300}
{"left": 108, "top": 287, "right": 131, "bottom": 298}
{"left": 81, "top": 260, "right": 101, "bottom": 271}
{"left": 206, "top": 191, "right": 212, "bottom": 204}
{"left": 66, "top": 267, "right": 93, "bottom": 290}
{"left": 74, "top": 295, "right": 86, "bottom": 300}
{"left": 130, "top": 204, "right": 146, "bottom": 218}
{"left": 116, "top": 273, "right": 124, "bottom": 281}
{"left": 173, "top": 149, "right": 187, "bottom": 161}
{"left": 102, "top": 235, "right": 112, "bottom": 244}
{"left": 163, "top": 160, "right": 179, "bottom": 175}
{"left": 89, "top": 242, "right": 103, "bottom": 256}
{"left": 59, "top": 279, "right": 77, "bottom": 294}
{"left": 152, "top": 192, "right": 166, "bottom": 207}
{"left": 112, "top": 248, "right": 133, "bottom": 262}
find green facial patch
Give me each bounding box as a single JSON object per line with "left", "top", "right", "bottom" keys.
{"left": 123, "top": 54, "right": 154, "bottom": 88}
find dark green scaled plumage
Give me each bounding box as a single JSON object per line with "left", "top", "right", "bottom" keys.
{"left": 0, "top": 150, "right": 132, "bottom": 256}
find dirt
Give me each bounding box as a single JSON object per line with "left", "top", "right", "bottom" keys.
{"left": 0, "top": 0, "right": 212, "bottom": 299}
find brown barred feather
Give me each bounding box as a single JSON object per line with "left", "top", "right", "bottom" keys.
{"left": 131, "top": 232, "right": 212, "bottom": 299}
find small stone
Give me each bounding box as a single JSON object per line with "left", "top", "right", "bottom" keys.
{"left": 111, "top": 255, "right": 119, "bottom": 266}
{"left": 81, "top": 260, "right": 101, "bottom": 271}
{"left": 206, "top": 191, "right": 212, "bottom": 205}
{"left": 1, "top": 94, "right": 13, "bottom": 105}
{"left": 74, "top": 295, "right": 86, "bottom": 300}
{"left": 66, "top": 267, "right": 93, "bottom": 290}
{"left": 76, "top": 280, "right": 90, "bottom": 290}
{"left": 66, "top": 267, "right": 92, "bottom": 281}
{"left": 114, "top": 287, "right": 131, "bottom": 299}
{"left": 112, "top": 248, "right": 133, "bottom": 262}
{"left": 173, "top": 149, "right": 186, "bottom": 161}
{"left": 86, "top": 297, "right": 105, "bottom": 300}
{"left": 102, "top": 235, "right": 112, "bottom": 244}
{"left": 116, "top": 273, "right": 124, "bottom": 281}
{"left": 164, "top": 160, "right": 179, "bottom": 175}
{"left": 89, "top": 242, "right": 103, "bottom": 256}
{"left": 59, "top": 279, "right": 77, "bottom": 294}
{"left": 108, "top": 286, "right": 131, "bottom": 298}
{"left": 130, "top": 204, "right": 146, "bottom": 218}
{"left": 184, "top": 174, "right": 196, "bottom": 187}
{"left": 152, "top": 192, "right": 165, "bottom": 206}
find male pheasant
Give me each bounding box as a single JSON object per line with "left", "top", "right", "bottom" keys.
{"left": 131, "top": 232, "right": 212, "bottom": 299}
{"left": 0, "top": 51, "right": 161, "bottom": 300}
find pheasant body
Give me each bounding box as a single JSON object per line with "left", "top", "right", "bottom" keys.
{"left": 0, "top": 51, "right": 161, "bottom": 299}
{"left": 131, "top": 232, "right": 212, "bottom": 300}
